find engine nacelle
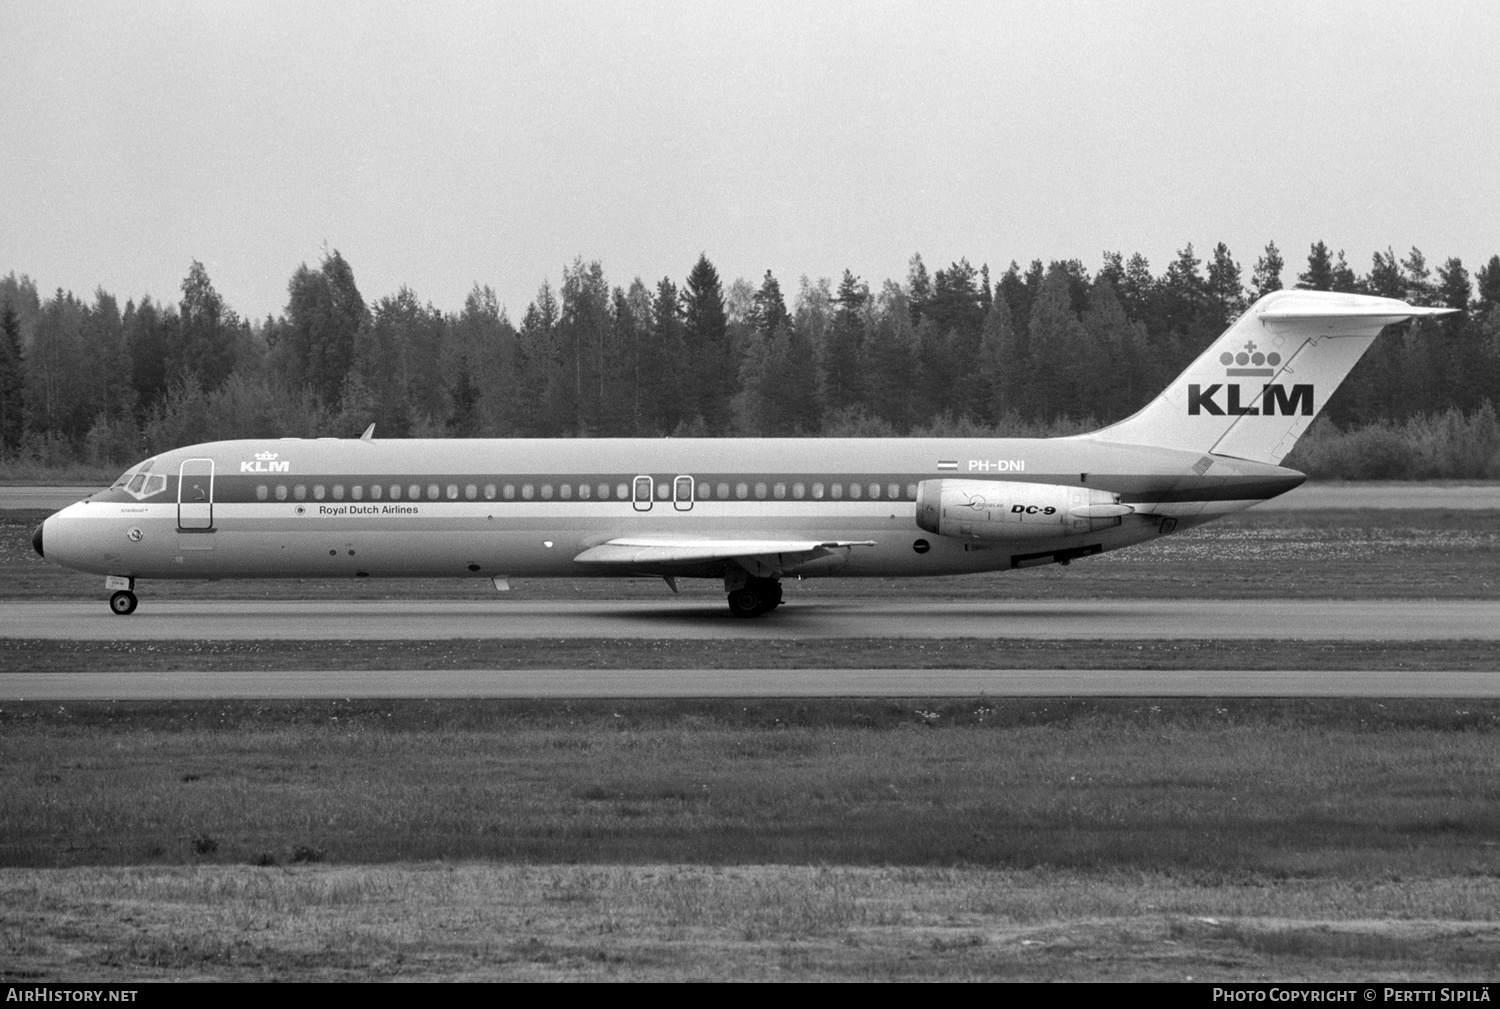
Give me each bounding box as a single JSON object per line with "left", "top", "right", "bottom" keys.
{"left": 914, "top": 479, "right": 1133, "bottom": 541}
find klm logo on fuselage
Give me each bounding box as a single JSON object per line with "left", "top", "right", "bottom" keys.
{"left": 1188, "top": 384, "right": 1314, "bottom": 417}
{"left": 240, "top": 452, "right": 290, "bottom": 473}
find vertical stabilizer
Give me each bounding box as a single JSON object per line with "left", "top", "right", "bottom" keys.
{"left": 1086, "top": 290, "right": 1453, "bottom": 464}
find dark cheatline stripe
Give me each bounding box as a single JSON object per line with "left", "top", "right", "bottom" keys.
{"left": 83, "top": 470, "right": 1303, "bottom": 508}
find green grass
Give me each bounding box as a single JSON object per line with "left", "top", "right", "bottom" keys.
{"left": 4, "top": 863, "right": 1498, "bottom": 981}
{"left": 4, "top": 698, "right": 1500, "bottom": 876}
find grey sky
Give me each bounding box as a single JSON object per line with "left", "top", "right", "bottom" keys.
{"left": 3, "top": 0, "right": 1496, "bottom": 322}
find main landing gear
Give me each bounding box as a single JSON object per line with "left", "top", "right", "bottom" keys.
{"left": 726, "top": 576, "right": 782, "bottom": 618}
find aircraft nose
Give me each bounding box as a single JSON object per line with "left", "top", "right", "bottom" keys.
{"left": 32, "top": 522, "right": 44, "bottom": 559}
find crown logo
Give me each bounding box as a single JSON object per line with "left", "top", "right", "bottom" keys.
{"left": 1220, "top": 340, "right": 1280, "bottom": 377}
{"left": 255, "top": 451, "right": 279, "bottom": 461}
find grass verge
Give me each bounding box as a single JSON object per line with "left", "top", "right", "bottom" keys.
{"left": 5, "top": 864, "right": 1499, "bottom": 981}
{"left": 4, "top": 697, "right": 1499, "bottom": 876}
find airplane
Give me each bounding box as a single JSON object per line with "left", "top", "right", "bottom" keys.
{"left": 32, "top": 289, "right": 1453, "bottom": 617}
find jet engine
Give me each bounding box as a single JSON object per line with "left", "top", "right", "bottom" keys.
{"left": 914, "top": 479, "right": 1133, "bottom": 541}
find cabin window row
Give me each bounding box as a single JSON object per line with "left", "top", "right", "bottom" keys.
{"left": 252, "top": 480, "right": 922, "bottom": 503}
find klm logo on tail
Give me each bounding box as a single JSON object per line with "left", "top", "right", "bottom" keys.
{"left": 1188, "top": 383, "right": 1314, "bottom": 416}
{"left": 1188, "top": 341, "right": 1311, "bottom": 416}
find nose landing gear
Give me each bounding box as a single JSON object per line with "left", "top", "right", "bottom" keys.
{"left": 105, "top": 575, "right": 138, "bottom": 615}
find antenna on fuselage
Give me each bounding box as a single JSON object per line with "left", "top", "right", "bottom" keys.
{"left": 360, "top": 423, "right": 376, "bottom": 441}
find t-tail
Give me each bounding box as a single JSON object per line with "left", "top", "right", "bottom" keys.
{"left": 1086, "top": 290, "right": 1454, "bottom": 464}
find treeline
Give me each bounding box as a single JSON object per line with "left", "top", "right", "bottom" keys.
{"left": 2, "top": 241, "right": 1499, "bottom": 475}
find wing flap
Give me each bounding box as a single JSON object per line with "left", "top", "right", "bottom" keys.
{"left": 574, "top": 538, "right": 875, "bottom": 576}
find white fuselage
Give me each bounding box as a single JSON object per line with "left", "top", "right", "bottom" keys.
{"left": 38, "top": 435, "right": 1303, "bottom": 585}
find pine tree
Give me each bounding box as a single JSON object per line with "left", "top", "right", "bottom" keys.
{"left": 1367, "top": 248, "right": 1405, "bottom": 298}
{"left": 1205, "top": 242, "right": 1246, "bottom": 332}
{"left": 1297, "top": 241, "right": 1335, "bottom": 291}
{"left": 1251, "top": 241, "right": 1285, "bottom": 300}
{"left": 821, "top": 270, "right": 867, "bottom": 414}
{"left": 0, "top": 303, "right": 24, "bottom": 454}
{"left": 1330, "top": 250, "right": 1359, "bottom": 293}
{"left": 1475, "top": 255, "right": 1500, "bottom": 316}
{"left": 283, "top": 250, "right": 368, "bottom": 408}
{"left": 178, "top": 261, "right": 238, "bottom": 390}
{"left": 682, "top": 254, "right": 730, "bottom": 433}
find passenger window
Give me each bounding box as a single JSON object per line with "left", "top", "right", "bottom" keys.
{"left": 522, "top": 484, "right": 534, "bottom": 500}
{"left": 447, "top": 484, "right": 459, "bottom": 500}
{"left": 697, "top": 481, "right": 711, "bottom": 499}
{"left": 333, "top": 485, "right": 344, "bottom": 500}
{"left": 408, "top": 484, "right": 421, "bottom": 500}
{"left": 276, "top": 485, "right": 288, "bottom": 501}
{"left": 906, "top": 483, "right": 917, "bottom": 499}
{"left": 736, "top": 482, "right": 748, "bottom": 499}
{"left": 598, "top": 483, "right": 610, "bottom": 499}
{"left": 656, "top": 482, "right": 670, "bottom": 500}
{"left": 389, "top": 485, "right": 401, "bottom": 500}
{"left": 578, "top": 483, "right": 590, "bottom": 500}
{"left": 465, "top": 484, "right": 476, "bottom": 500}
{"left": 755, "top": 482, "right": 767, "bottom": 499}
{"left": 716, "top": 482, "right": 729, "bottom": 499}
{"left": 774, "top": 482, "right": 786, "bottom": 499}
{"left": 793, "top": 482, "right": 805, "bottom": 499}
{"left": 353, "top": 485, "right": 363, "bottom": 500}
{"left": 484, "top": 484, "right": 496, "bottom": 500}
{"left": 294, "top": 485, "right": 307, "bottom": 501}
{"left": 541, "top": 484, "right": 553, "bottom": 500}
{"left": 812, "top": 483, "right": 824, "bottom": 499}
{"left": 504, "top": 485, "right": 516, "bottom": 500}
{"left": 371, "top": 484, "right": 383, "bottom": 500}
{"left": 831, "top": 483, "right": 843, "bottom": 499}
{"left": 848, "top": 482, "right": 860, "bottom": 499}
{"left": 560, "top": 484, "right": 571, "bottom": 500}
{"left": 426, "top": 484, "right": 439, "bottom": 500}
{"left": 256, "top": 485, "right": 268, "bottom": 501}
{"left": 313, "top": 485, "right": 325, "bottom": 500}
{"left": 888, "top": 483, "right": 900, "bottom": 500}
{"left": 617, "top": 483, "right": 629, "bottom": 500}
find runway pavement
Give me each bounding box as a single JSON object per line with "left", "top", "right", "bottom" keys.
{"left": 5, "top": 667, "right": 1499, "bottom": 699}
{"left": 4, "top": 598, "right": 1499, "bottom": 641}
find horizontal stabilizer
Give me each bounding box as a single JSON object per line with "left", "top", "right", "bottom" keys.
{"left": 1259, "top": 302, "right": 1457, "bottom": 321}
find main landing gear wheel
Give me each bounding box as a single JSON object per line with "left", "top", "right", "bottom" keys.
{"left": 726, "top": 576, "right": 783, "bottom": 618}
{"left": 109, "top": 590, "right": 138, "bottom": 616}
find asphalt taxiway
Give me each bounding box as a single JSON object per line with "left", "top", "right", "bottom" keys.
{"left": 4, "top": 598, "right": 1499, "bottom": 641}
{"left": 4, "top": 667, "right": 1498, "bottom": 700}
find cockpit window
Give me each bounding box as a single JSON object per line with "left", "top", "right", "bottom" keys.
{"left": 112, "top": 458, "right": 157, "bottom": 490}
{"left": 122, "top": 473, "right": 168, "bottom": 501}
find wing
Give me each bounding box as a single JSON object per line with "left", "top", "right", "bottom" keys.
{"left": 573, "top": 538, "right": 876, "bottom": 578}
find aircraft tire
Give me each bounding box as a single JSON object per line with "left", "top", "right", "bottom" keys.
{"left": 727, "top": 586, "right": 767, "bottom": 618}
{"left": 728, "top": 577, "right": 782, "bottom": 617}
{"left": 109, "top": 590, "right": 138, "bottom": 616}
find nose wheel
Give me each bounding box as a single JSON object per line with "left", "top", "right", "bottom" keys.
{"left": 110, "top": 590, "right": 138, "bottom": 616}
